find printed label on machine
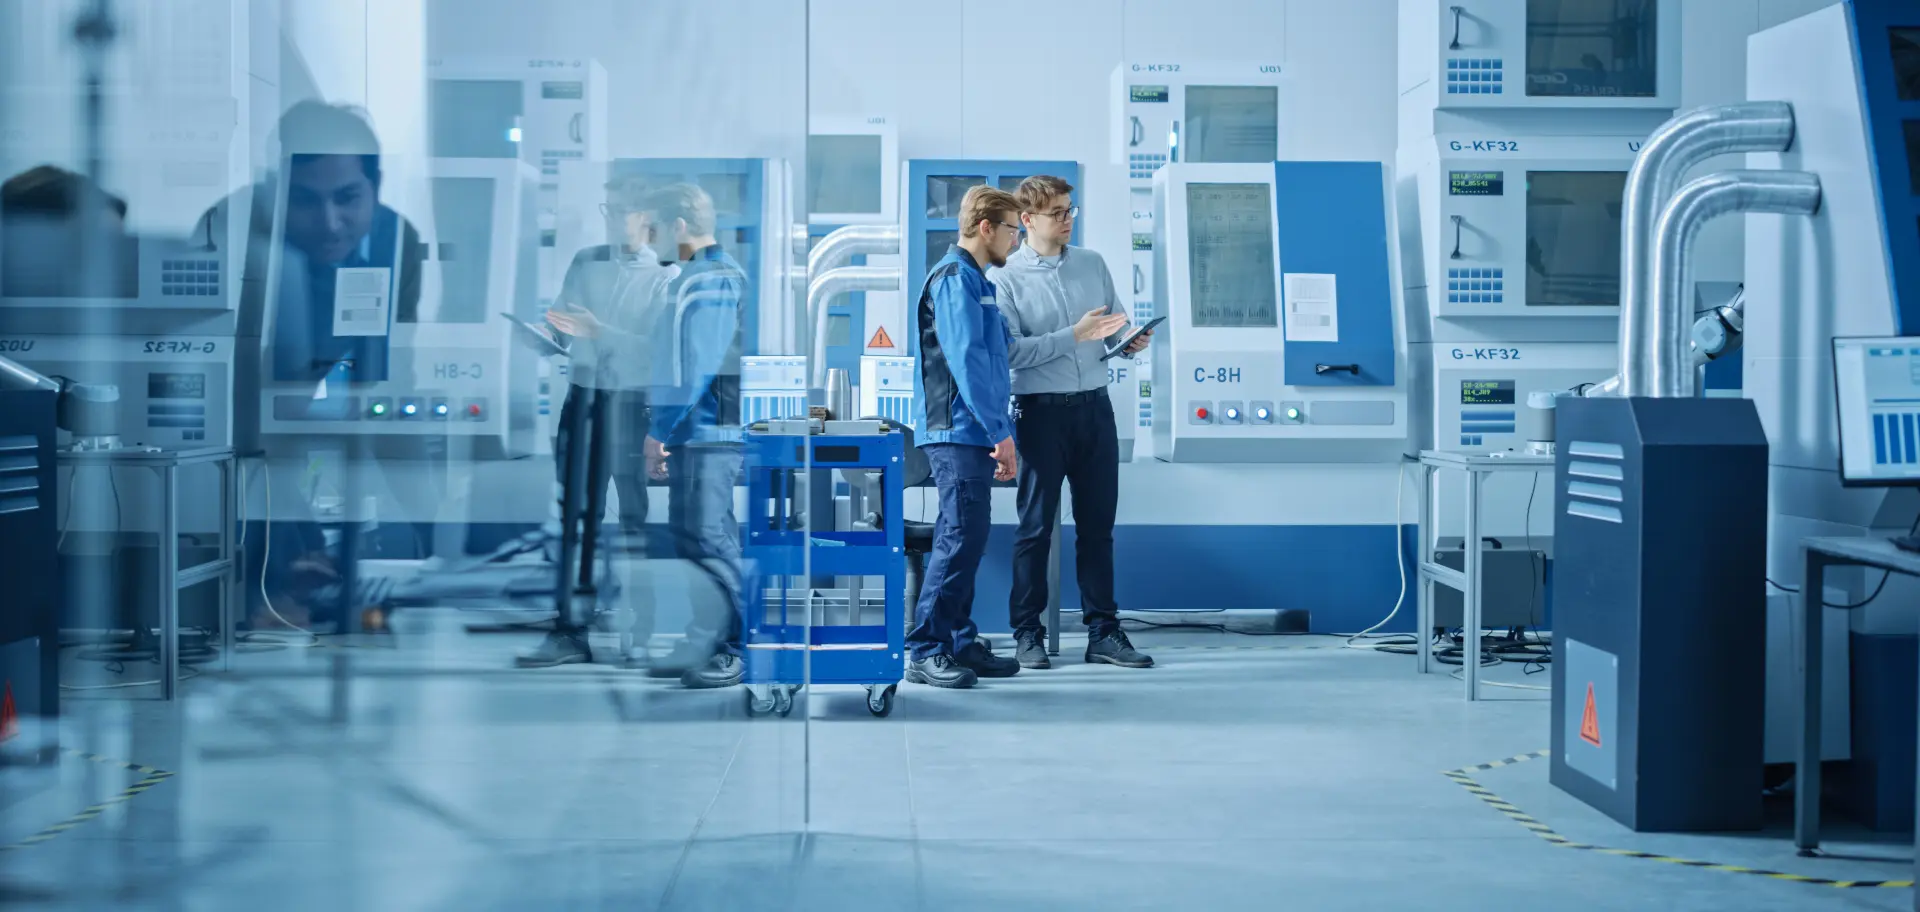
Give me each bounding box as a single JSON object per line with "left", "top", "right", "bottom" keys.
{"left": 332, "top": 267, "right": 392, "bottom": 338}
{"left": 1282, "top": 273, "right": 1339, "bottom": 343}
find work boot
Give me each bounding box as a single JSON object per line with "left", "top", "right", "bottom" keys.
{"left": 680, "top": 653, "right": 745, "bottom": 689}
{"left": 515, "top": 630, "right": 591, "bottom": 668}
{"left": 954, "top": 640, "right": 1021, "bottom": 678}
{"left": 1085, "top": 629, "right": 1154, "bottom": 668}
{"left": 648, "top": 640, "right": 709, "bottom": 678}
{"left": 905, "top": 654, "right": 979, "bottom": 689}
{"left": 1014, "top": 628, "right": 1051, "bottom": 669}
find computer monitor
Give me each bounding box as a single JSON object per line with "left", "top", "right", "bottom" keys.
{"left": 1832, "top": 336, "right": 1920, "bottom": 485}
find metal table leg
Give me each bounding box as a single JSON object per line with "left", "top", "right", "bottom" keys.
{"left": 1795, "top": 547, "right": 1828, "bottom": 855}
{"left": 1462, "top": 468, "right": 1483, "bottom": 701}
{"left": 1417, "top": 464, "right": 1436, "bottom": 674}
{"left": 1046, "top": 521, "right": 1062, "bottom": 656}
{"left": 158, "top": 464, "right": 180, "bottom": 701}
{"left": 220, "top": 457, "right": 235, "bottom": 672}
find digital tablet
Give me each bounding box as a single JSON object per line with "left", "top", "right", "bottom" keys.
{"left": 1101, "top": 315, "right": 1166, "bottom": 361}
{"left": 501, "top": 312, "right": 570, "bottom": 358}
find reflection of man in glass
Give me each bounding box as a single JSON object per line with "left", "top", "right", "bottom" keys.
{"left": 0, "top": 165, "right": 134, "bottom": 298}
{"left": 514, "top": 176, "right": 677, "bottom": 668}
{"left": 634, "top": 183, "right": 748, "bottom": 689}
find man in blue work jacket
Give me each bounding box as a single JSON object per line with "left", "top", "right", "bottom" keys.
{"left": 907, "top": 185, "right": 1027, "bottom": 688}
{"left": 635, "top": 183, "right": 750, "bottom": 689}
{"left": 992, "top": 175, "right": 1154, "bottom": 670}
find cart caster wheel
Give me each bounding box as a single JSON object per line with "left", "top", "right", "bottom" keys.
{"left": 866, "top": 684, "right": 897, "bottom": 718}
{"left": 744, "top": 687, "right": 776, "bottom": 717}
{"left": 772, "top": 685, "right": 796, "bottom": 717}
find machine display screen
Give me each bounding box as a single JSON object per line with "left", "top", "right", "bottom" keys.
{"left": 1449, "top": 171, "right": 1504, "bottom": 196}
{"left": 1185, "top": 86, "right": 1279, "bottom": 164}
{"left": 1833, "top": 337, "right": 1920, "bottom": 483}
{"left": 1184, "top": 182, "right": 1276, "bottom": 328}
{"left": 1526, "top": 170, "right": 1627, "bottom": 307}
{"left": 1892, "top": 28, "right": 1920, "bottom": 100}
{"left": 0, "top": 211, "right": 139, "bottom": 301}
{"left": 1460, "top": 379, "right": 1515, "bottom": 405}
{"left": 429, "top": 78, "right": 524, "bottom": 158}
{"left": 697, "top": 173, "right": 749, "bottom": 218}
{"left": 148, "top": 372, "right": 206, "bottom": 400}
{"left": 1131, "top": 85, "right": 1170, "bottom": 103}
{"left": 427, "top": 176, "right": 495, "bottom": 324}
{"left": 807, "top": 134, "right": 884, "bottom": 216}
{"left": 1525, "top": 0, "right": 1658, "bottom": 98}
{"left": 540, "top": 81, "right": 584, "bottom": 100}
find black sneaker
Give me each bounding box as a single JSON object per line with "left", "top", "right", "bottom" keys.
{"left": 1085, "top": 630, "right": 1153, "bottom": 668}
{"left": 680, "top": 653, "right": 745, "bottom": 689}
{"left": 954, "top": 640, "right": 1021, "bottom": 678}
{"left": 1014, "top": 628, "right": 1050, "bottom": 669}
{"left": 515, "top": 631, "right": 591, "bottom": 668}
{"left": 905, "top": 654, "right": 979, "bottom": 689}
{"left": 648, "top": 640, "right": 708, "bottom": 678}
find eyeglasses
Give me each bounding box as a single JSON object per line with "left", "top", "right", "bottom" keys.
{"left": 1041, "top": 206, "right": 1080, "bottom": 221}
{"left": 996, "top": 220, "right": 1023, "bottom": 233}
{"left": 599, "top": 203, "right": 635, "bottom": 217}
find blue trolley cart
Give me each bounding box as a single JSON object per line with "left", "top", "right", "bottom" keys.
{"left": 742, "top": 423, "right": 907, "bottom": 717}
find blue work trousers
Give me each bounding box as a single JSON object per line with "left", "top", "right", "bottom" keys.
{"left": 669, "top": 445, "right": 745, "bottom": 657}
{"left": 906, "top": 443, "right": 996, "bottom": 660}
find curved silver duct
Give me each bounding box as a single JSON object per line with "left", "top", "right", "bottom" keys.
{"left": 808, "top": 265, "right": 902, "bottom": 387}
{"left": 0, "top": 353, "right": 59, "bottom": 393}
{"left": 804, "top": 224, "right": 903, "bottom": 384}
{"left": 1618, "top": 102, "right": 1795, "bottom": 396}
{"left": 1583, "top": 286, "right": 1746, "bottom": 398}
{"left": 1639, "top": 170, "right": 1820, "bottom": 398}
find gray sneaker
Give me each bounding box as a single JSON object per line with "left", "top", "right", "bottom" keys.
{"left": 1014, "top": 628, "right": 1050, "bottom": 669}
{"left": 1085, "top": 630, "right": 1153, "bottom": 668}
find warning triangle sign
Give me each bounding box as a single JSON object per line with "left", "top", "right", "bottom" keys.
{"left": 1579, "top": 682, "right": 1602, "bottom": 747}
{"left": 866, "top": 326, "right": 894, "bottom": 350}
{"left": 1, "top": 682, "right": 16, "bottom": 743}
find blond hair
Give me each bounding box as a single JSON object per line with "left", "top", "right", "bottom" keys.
{"left": 1013, "top": 174, "right": 1074, "bottom": 213}
{"left": 958, "top": 185, "right": 1020, "bottom": 239}
{"left": 639, "top": 182, "right": 717, "bottom": 236}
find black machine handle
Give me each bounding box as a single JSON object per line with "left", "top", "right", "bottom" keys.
{"left": 570, "top": 112, "right": 584, "bottom": 144}
{"left": 1450, "top": 215, "right": 1465, "bottom": 260}
{"left": 1133, "top": 264, "right": 1145, "bottom": 294}
{"left": 1449, "top": 5, "right": 1465, "bottom": 50}
{"left": 1130, "top": 116, "right": 1143, "bottom": 148}
{"left": 1169, "top": 121, "right": 1180, "bottom": 163}
{"left": 1315, "top": 363, "right": 1360, "bottom": 376}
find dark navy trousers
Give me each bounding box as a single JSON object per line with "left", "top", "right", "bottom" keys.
{"left": 1010, "top": 391, "right": 1120, "bottom": 638}
{"left": 906, "top": 443, "right": 996, "bottom": 660}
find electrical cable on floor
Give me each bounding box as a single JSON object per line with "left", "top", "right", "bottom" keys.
{"left": 240, "top": 459, "right": 317, "bottom": 650}
{"left": 1766, "top": 509, "right": 1920, "bottom": 609}
{"left": 1344, "top": 458, "right": 1414, "bottom": 650}
{"left": 1449, "top": 666, "right": 1549, "bottom": 692}
{"left": 61, "top": 666, "right": 202, "bottom": 692}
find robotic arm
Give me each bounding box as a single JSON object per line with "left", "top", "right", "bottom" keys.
{"left": 1582, "top": 285, "right": 1745, "bottom": 398}
{"left": 0, "top": 353, "right": 122, "bottom": 448}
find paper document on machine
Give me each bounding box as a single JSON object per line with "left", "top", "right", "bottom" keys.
{"left": 333, "top": 267, "right": 393, "bottom": 337}
{"left": 1283, "top": 272, "right": 1338, "bottom": 343}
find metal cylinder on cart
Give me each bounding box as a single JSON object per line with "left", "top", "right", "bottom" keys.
{"left": 1519, "top": 391, "right": 1558, "bottom": 456}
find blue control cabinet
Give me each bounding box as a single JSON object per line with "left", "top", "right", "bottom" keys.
{"left": 904, "top": 160, "right": 1082, "bottom": 357}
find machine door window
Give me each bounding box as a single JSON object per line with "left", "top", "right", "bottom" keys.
{"left": 924, "top": 230, "right": 958, "bottom": 275}
{"left": 429, "top": 79, "right": 525, "bottom": 158}
{"left": 1892, "top": 28, "right": 1920, "bottom": 100}
{"left": 1525, "top": 0, "right": 1658, "bottom": 98}
{"left": 925, "top": 176, "right": 986, "bottom": 219}
{"left": 425, "top": 176, "right": 495, "bottom": 324}
{"left": 1525, "top": 170, "right": 1626, "bottom": 307}
{"left": 808, "top": 134, "right": 884, "bottom": 217}
{"left": 1184, "top": 86, "right": 1278, "bottom": 164}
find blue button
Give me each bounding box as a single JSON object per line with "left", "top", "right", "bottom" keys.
{"left": 1492, "top": 59, "right": 1502, "bottom": 69}
{"left": 1493, "top": 85, "right": 1502, "bottom": 93}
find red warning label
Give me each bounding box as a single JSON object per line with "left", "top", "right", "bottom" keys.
{"left": 1579, "top": 682, "right": 1602, "bottom": 747}
{"left": 1, "top": 682, "right": 16, "bottom": 743}
{"left": 867, "top": 326, "right": 894, "bottom": 350}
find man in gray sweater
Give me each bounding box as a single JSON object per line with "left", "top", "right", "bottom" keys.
{"left": 989, "top": 175, "right": 1154, "bottom": 671}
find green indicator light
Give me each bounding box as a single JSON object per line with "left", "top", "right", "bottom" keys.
{"left": 371, "top": 403, "right": 387, "bottom": 415}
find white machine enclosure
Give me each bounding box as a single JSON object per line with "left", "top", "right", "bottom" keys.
{"left": 1399, "top": 132, "right": 1654, "bottom": 452}
{"left": 1396, "top": 0, "right": 1682, "bottom": 112}
{"left": 859, "top": 354, "right": 914, "bottom": 428}
{"left": 1150, "top": 162, "right": 1410, "bottom": 464}
{"left": 742, "top": 355, "right": 808, "bottom": 424}
{"left": 807, "top": 116, "right": 900, "bottom": 226}
{"left": 250, "top": 159, "right": 541, "bottom": 458}
{"left": 1748, "top": 2, "right": 1918, "bottom": 675}
{"left": 426, "top": 56, "right": 608, "bottom": 306}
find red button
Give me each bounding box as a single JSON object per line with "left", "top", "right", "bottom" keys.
{"left": 1196, "top": 407, "right": 1210, "bottom": 420}
{"left": 468, "top": 404, "right": 482, "bottom": 417}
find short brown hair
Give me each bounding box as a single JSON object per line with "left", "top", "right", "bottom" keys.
{"left": 640, "top": 182, "right": 717, "bottom": 236}
{"left": 1013, "top": 175, "right": 1074, "bottom": 213}
{"left": 958, "top": 185, "right": 1020, "bottom": 238}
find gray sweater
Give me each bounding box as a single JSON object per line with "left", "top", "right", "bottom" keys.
{"left": 987, "top": 243, "right": 1130, "bottom": 395}
{"left": 555, "top": 245, "right": 678, "bottom": 391}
